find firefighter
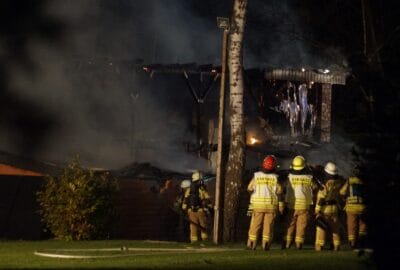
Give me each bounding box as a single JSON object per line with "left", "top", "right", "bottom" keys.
{"left": 340, "top": 167, "right": 367, "bottom": 249}
{"left": 314, "top": 162, "right": 345, "bottom": 251}
{"left": 181, "top": 171, "right": 212, "bottom": 243}
{"left": 174, "top": 180, "right": 191, "bottom": 242}
{"left": 174, "top": 180, "right": 191, "bottom": 212}
{"left": 247, "top": 155, "right": 284, "bottom": 250}
{"left": 283, "top": 155, "right": 317, "bottom": 250}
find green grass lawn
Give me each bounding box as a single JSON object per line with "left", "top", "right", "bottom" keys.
{"left": 0, "top": 240, "right": 375, "bottom": 269}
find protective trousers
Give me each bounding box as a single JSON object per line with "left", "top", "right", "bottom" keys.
{"left": 346, "top": 212, "right": 367, "bottom": 247}
{"left": 188, "top": 209, "right": 208, "bottom": 242}
{"left": 315, "top": 214, "right": 341, "bottom": 250}
{"left": 284, "top": 209, "right": 309, "bottom": 248}
{"left": 247, "top": 210, "right": 276, "bottom": 249}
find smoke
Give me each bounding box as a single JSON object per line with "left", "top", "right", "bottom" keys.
{"left": 306, "top": 134, "right": 357, "bottom": 178}
{"left": 1, "top": 0, "right": 221, "bottom": 172}
{"left": 148, "top": 2, "right": 221, "bottom": 63}
{"left": 1, "top": 0, "right": 352, "bottom": 173}
{"left": 244, "top": 0, "right": 348, "bottom": 70}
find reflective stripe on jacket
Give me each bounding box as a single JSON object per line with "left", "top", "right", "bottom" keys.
{"left": 248, "top": 172, "right": 282, "bottom": 210}
{"left": 315, "top": 178, "right": 344, "bottom": 215}
{"left": 285, "top": 173, "right": 314, "bottom": 210}
{"left": 182, "top": 185, "right": 211, "bottom": 210}
{"left": 339, "top": 177, "right": 366, "bottom": 213}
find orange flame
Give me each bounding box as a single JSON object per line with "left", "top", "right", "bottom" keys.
{"left": 249, "top": 137, "right": 258, "bottom": 145}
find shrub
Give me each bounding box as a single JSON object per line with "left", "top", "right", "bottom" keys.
{"left": 37, "top": 158, "right": 119, "bottom": 240}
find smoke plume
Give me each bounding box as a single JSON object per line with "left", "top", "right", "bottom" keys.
{"left": 1, "top": 0, "right": 352, "bottom": 173}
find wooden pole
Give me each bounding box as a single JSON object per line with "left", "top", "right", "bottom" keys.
{"left": 213, "top": 25, "right": 228, "bottom": 245}
{"left": 320, "top": 83, "right": 332, "bottom": 143}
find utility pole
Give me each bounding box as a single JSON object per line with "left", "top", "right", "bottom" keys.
{"left": 213, "top": 17, "right": 229, "bottom": 245}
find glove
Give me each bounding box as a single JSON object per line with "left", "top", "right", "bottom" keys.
{"left": 246, "top": 209, "right": 252, "bottom": 217}
{"left": 318, "top": 198, "right": 326, "bottom": 206}
{"left": 246, "top": 207, "right": 253, "bottom": 217}
{"left": 182, "top": 203, "right": 187, "bottom": 212}
{"left": 279, "top": 205, "right": 285, "bottom": 215}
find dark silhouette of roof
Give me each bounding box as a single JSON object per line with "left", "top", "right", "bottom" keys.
{"left": 0, "top": 151, "right": 62, "bottom": 176}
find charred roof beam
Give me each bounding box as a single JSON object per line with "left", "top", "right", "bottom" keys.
{"left": 142, "top": 63, "right": 221, "bottom": 78}
{"left": 264, "top": 68, "right": 347, "bottom": 85}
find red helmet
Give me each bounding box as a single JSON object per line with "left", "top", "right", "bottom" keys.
{"left": 262, "top": 155, "right": 277, "bottom": 171}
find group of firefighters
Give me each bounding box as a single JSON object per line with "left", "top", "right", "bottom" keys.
{"left": 177, "top": 155, "right": 367, "bottom": 251}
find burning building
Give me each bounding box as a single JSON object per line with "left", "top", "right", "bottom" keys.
{"left": 263, "top": 68, "right": 346, "bottom": 142}
{"left": 141, "top": 63, "right": 347, "bottom": 170}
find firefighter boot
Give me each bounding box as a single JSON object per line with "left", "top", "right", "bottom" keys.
{"left": 247, "top": 239, "right": 257, "bottom": 250}
{"left": 262, "top": 241, "right": 270, "bottom": 251}
{"left": 358, "top": 235, "right": 366, "bottom": 249}
{"left": 246, "top": 239, "right": 252, "bottom": 249}
{"left": 296, "top": 243, "right": 303, "bottom": 250}
{"left": 315, "top": 244, "right": 322, "bottom": 251}
{"left": 349, "top": 240, "right": 356, "bottom": 250}
{"left": 285, "top": 240, "right": 293, "bottom": 249}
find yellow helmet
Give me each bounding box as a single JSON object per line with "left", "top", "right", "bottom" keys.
{"left": 192, "top": 170, "right": 203, "bottom": 182}
{"left": 291, "top": 155, "right": 306, "bottom": 171}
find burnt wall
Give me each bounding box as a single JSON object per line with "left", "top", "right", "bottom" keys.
{"left": 117, "top": 178, "right": 183, "bottom": 240}
{"left": 117, "top": 178, "right": 216, "bottom": 241}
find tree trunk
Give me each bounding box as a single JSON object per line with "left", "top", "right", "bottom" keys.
{"left": 223, "top": 0, "right": 248, "bottom": 242}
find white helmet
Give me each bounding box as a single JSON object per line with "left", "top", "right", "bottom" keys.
{"left": 192, "top": 170, "right": 203, "bottom": 182}
{"left": 180, "top": 180, "right": 191, "bottom": 189}
{"left": 324, "top": 162, "right": 338, "bottom": 176}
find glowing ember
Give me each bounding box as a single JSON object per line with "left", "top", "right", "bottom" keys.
{"left": 249, "top": 137, "right": 258, "bottom": 145}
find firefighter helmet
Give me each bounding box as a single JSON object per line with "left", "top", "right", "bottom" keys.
{"left": 291, "top": 155, "right": 306, "bottom": 171}
{"left": 262, "top": 155, "right": 277, "bottom": 171}
{"left": 324, "top": 162, "right": 338, "bottom": 176}
{"left": 192, "top": 170, "right": 203, "bottom": 182}
{"left": 180, "top": 180, "right": 191, "bottom": 189}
